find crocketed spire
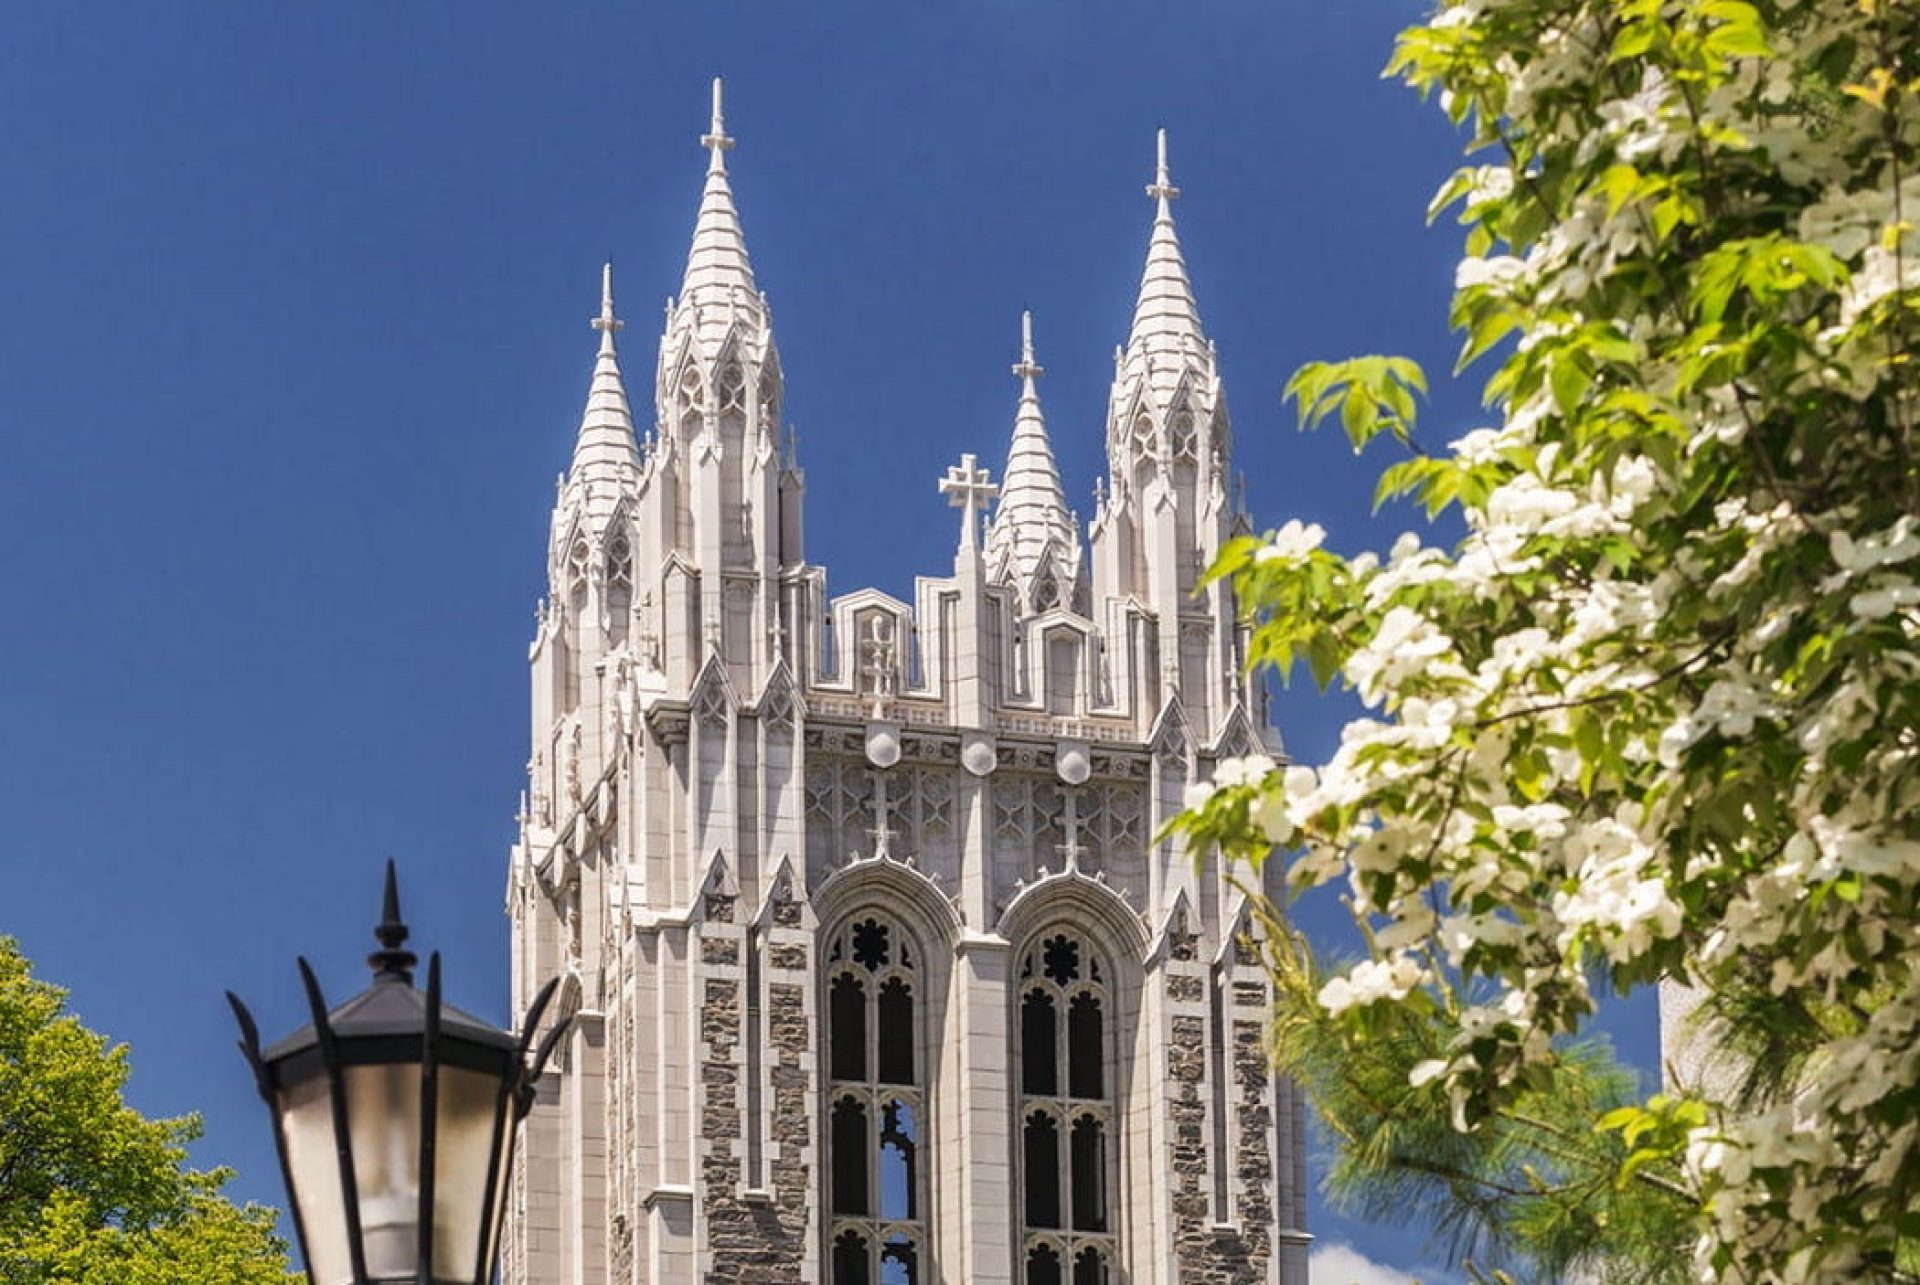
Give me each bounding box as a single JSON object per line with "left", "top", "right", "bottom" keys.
{"left": 680, "top": 78, "right": 758, "bottom": 312}
{"left": 1125, "top": 130, "right": 1207, "bottom": 397}
{"left": 985, "top": 312, "right": 1082, "bottom": 612}
{"left": 567, "top": 262, "right": 641, "bottom": 514}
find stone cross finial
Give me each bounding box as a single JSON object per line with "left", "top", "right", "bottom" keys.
{"left": 939, "top": 453, "right": 998, "bottom": 552}
{"left": 701, "top": 77, "right": 735, "bottom": 166}
{"left": 1012, "top": 310, "right": 1044, "bottom": 382}
{"left": 1146, "top": 127, "right": 1180, "bottom": 204}
{"left": 592, "top": 261, "right": 623, "bottom": 342}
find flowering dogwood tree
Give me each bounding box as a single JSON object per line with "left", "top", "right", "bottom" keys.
{"left": 1175, "top": 2, "right": 1920, "bottom": 1280}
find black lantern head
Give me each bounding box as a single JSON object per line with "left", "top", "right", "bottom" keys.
{"left": 228, "top": 862, "right": 564, "bottom": 1285}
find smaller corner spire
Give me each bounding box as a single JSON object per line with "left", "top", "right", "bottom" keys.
{"left": 1146, "top": 127, "right": 1180, "bottom": 210}
{"left": 989, "top": 309, "right": 1081, "bottom": 607}
{"left": 592, "top": 260, "right": 624, "bottom": 354}
{"left": 700, "top": 77, "right": 736, "bottom": 172}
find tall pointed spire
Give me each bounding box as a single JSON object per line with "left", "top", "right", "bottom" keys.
{"left": 569, "top": 261, "right": 640, "bottom": 503}
{"left": 681, "top": 77, "right": 758, "bottom": 311}
{"left": 986, "top": 311, "right": 1082, "bottom": 610}
{"left": 1128, "top": 129, "right": 1205, "bottom": 365}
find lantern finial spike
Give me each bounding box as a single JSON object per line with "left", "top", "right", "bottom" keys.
{"left": 369, "top": 858, "right": 417, "bottom": 984}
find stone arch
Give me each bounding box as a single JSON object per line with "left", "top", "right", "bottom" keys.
{"left": 998, "top": 868, "right": 1149, "bottom": 965}
{"left": 816, "top": 854, "right": 962, "bottom": 948}
{"left": 1002, "top": 879, "right": 1146, "bottom": 1281}
{"left": 814, "top": 858, "right": 958, "bottom": 1284}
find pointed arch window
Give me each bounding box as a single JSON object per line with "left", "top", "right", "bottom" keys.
{"left": 718, "top": 363, "right": 747, "bottom": 414}
{"left": 1031, "top": 574, "right": 1061, "bottom": 615}
{"left": 565, "top": 539, "right": 592, "bottom": 616}
{"left": 825, "top": 915, "right": 925, "bottom": 1284}
{"left": 605, "top": 531, "right": 633, "bottom": 639}
{"left": 757, "top": 373, "right": 780, "bottom": 430}
{"left": 1170, "top": 410, "right": 1198, "bottom": 462}
{"left": 677, "top": 367, "right": 706, "bottom": 450}
{"left": 1129, "top": 412, "right": 1155, "bottom": 460}
{"left": 1017, "top": 932, "right": 1113, "bottom": 1284}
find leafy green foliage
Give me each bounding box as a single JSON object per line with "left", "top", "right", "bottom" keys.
{"left": 1175, "top": 0, "right": 1920, "bottom": 1279}
{"left": 0, "top": 937, "right": 293, "bottom": 1284}
{"left": 1253, "top": 915, "right": 1695, "bottom": 1285}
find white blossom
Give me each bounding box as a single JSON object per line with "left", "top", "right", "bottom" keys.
{"left": 1345, "top": 607, "right": 1458, "bottom": 705}
{"left": 1317, "top": 955, "right": 1426, "bottom": 1015}
{"left": 1255, "top": 518, "right": 1326, "bottom": 565}
{"left": 1213, "top": 754, "right": 1277, "bottom": 788}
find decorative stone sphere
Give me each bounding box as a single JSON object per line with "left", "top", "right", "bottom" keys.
{"left": 865, "top": 721, "right": 902, "bottom": 769}
{"left": 1055, "top": 739, "right": 1091, "bottom": 786}
{"left": 961, "top": 731, "right": 997, "bottom": 777}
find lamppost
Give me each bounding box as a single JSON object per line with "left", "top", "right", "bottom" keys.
{"left": 226, "top": 862, "right": 566, "bottom": 1285}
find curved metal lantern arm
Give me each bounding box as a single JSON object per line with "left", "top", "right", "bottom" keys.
{"left": 418, "top": 952, "right": 443, "bottom": 1284}
{"left": 298, "top": 957, "right": 372, "bottom": 1285}
{"left": 226, "top": 990, "right": 317, "bottom": 1277}
{"left": 470, "top": 974, "right": 567, "bottom": 1283}
{"left": 514, "top": 975, "right": 568, "bottom": 1117}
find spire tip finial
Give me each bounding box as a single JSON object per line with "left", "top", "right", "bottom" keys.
{"left": 1013, "top": 310, "right": 1044, "bottom": 382}
{"left": 1147, "top": 127, "right": 1179, "bottom": 204}
{"left": 592, "top": 261, "right": 623, "bottom": 345}
{"left": 701, "top": 76, "right": 736, "bottom": 165}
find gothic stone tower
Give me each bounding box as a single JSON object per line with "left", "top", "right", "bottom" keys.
{"left": 503, "top": 84, "right": 1310, "bottom": 1285}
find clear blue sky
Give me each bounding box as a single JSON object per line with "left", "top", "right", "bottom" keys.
{"left": 0, "top": 5, "right": 1654, "bottom": 1281}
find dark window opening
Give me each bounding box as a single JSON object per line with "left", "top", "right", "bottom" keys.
{"left": 1024, "top": 1111, "right": 1061, "bottom": 1229}
{"left": 877, "top": 978, "right": 914, "bottom": 1085}
{"left": 832, "top": 1098, "right": 869, "bottom": 1216}
{"left": 1067, "top": 993, "right": 1104, "bottom": 1099}
{"left": 1072, "top": 1246, "right": 1107, "bottom": 1285}
{"left": 832, "top": 1230, "right": 871, "bottom": 1285}
{"left": 1070, "top": 1116, "right": 1107, "bottom": 1231}
{"left": 1042, "top": 935, "right": 1081, "bottom": 986}
{"left": 1027, "top": 1244, "right": 1063, "bottom": 1285}
{"left": 1022, "top": 990, "right": 1057, "bottom": 1095}
{"left": 831, "top": 974, "right": 866, "bottom": 1082}
{"left": 851, "top": 918, "right": 891, "bottom": 970}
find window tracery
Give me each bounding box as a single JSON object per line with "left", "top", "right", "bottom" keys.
{"left": 565, "top": 539, "right": 592, "bottom": 614}
{"left": 605, "top": 531, "right": 633, "bottom": 636}
{"left": 1170, "top": 410, "right": 1198, "bottom": 462}
{"left": 1017, "top": 932, "right": 1113, "bottom": 1284}
{"left": 825, "top": 915, "right": 925, "bottom": 1285}
{"left": 757, "top": 374, "right": 779, "bottom": 429}
{"left": 990, "top": 778, "right": 1068, "bottom": 868}
{"left": 719, "top": 363, "right": 747, "bottom": 414}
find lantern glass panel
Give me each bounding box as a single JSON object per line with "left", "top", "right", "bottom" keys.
{"left": 344, "top": 1063, "right": 424, "bottom": 1280}
{"left": 432, "top": 1064, "right": 511, "bottom": 1280}
{"left": 276, "top": 1075, "right": 354, "bottom": 1285}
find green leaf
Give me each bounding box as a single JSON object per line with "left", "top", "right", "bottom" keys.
{"left": 1550, "top": 357, "right": 1592, "bottom": 416}
{"left": 1306, "top": 630, "right": 1343, "bottom": 690}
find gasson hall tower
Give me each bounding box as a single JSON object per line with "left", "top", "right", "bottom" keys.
{"left": 503, "top": 83, "right": 1310, "bottom": 1285}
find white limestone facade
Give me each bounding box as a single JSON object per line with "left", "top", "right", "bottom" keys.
{"left": 502, "top": 83, "right": 1311, "bottom": 1285}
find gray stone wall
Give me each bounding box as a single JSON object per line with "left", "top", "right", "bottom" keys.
{"left": 1161, "top": 940, "right": 1276, "bottom": 1285}
{"left": 695, "top": 881, "right": 817, "bottom": 1283}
